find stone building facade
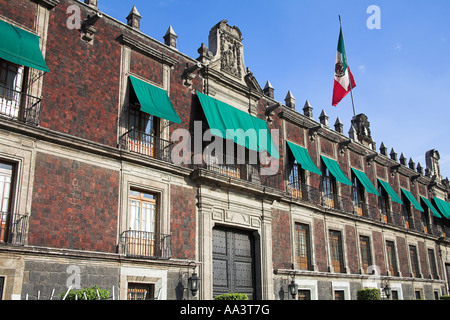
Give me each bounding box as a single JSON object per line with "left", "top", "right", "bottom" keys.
{"left": 0, "top": 0, "right": 449, "bottom": 300}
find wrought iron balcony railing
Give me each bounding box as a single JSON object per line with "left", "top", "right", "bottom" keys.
{"left": 192, "top": 152, "right": 283, "bottom": 190}
{"left": 0, "top": 85, "right": 41, "bottom": 126}
{"left": 119, "top": 128, "right": 173, "bottom": 163}
{"left": 0, "top": 212, "right": 28, "bottom": 246}
{"left": 119, "top": 230, "right": 171, "bottom": 260}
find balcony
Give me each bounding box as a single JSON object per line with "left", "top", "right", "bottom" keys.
{"left": 119, "top": 128, "right": 174, "bottom": 163}
{"left": 119, "top": 230, "right": 171, "bottom": 260}
{"left": 287, "top": 183, "right": 321, "bottom": 204}
{"left": 191, "top": 152, "right": 283, "bottom": 192}
{"left": 0, "top": 212, "right": 28, "bottom": 246}
{"left": 0, "top": 85, "right": 41, "bottom": 126}
{"left": 320, "top": 193, "right": 380, "bottom": 221}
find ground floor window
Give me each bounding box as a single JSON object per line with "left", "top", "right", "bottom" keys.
{"left": 127, "top": 283, "right": 155, "bottom": 300}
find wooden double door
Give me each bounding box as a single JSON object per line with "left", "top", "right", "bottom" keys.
{"left": 212, "top": 227, "right": 256, "bottom": 299}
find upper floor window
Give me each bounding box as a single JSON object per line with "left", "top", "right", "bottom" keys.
{"left": 321, "top": 163, "right": 337, "bottom": 209}
{"left": 352, "top": 174, "right": 365, "bottom": 216}
{"left": 121, "top": 75, "right": 180, "bottom": 162}
{"left": 0, "top": 59, "right": 24, "bottom": 120}
{"left": 378, "top": 183, "right": 391, "bottom": 222}
{"left": 288, "top": 159, "right": 306, "bottom": 200}
{"left": 401, "top": 194, "right": 413, "bottom": 229}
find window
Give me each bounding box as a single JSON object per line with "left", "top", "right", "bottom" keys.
{"left": 352, "top": 174, "right": 365, "bottom": 216}
{"left": 127, "top": 283, "right": 154, "bottom": 300}
{"left": 391, "top": 290, "right": 399, "bottom": 300}
{"left": 329, "top": 230, "right": 344, "bottom": 273}
{"left": 428, "top": 249, "right": 438, "bottom": 279}
{"left": 415, "top": 290, "right": 422, "bottom": 300}
{"left": 420, "top": 199, "right": 431, "bottom": 234}
{"left": 401, "top": 194, "right": 412, "bottom": 229}
{"left": 298, "top": 290, "right": 311, "bottom": 300}
{"left": 378, "top": 183, "right": 391, "bottom": 223}
{"left": 128, "top": 99, "right": 159, "bottom": 158}
{"left": 0, "top": 59, "right": 24, "bottom": 119}
{"left": 409, "top": 245, "right": 420, "bottom": 278}
{"left": 334, "top": 290, "right": 345, "bottom": 300}
{"left": 295, "top": 223, "right": 312, "bottom": 271}
{"left": 288, "top": 160, "right": 306, "bottom": 200}
{"left": 322, "top": 163, "right": 337, "bottom": 209}
{"left": 0, "top": 277, "right": 4, "bottom": 300}
{"left": 0, "top": 161, "right": 14, "bottom": 243}
{"left": 359, "top": 236, "right": 372, "bottom": 274}
{"left": 386, "top": 241, "right": 399, "bottom": 276}
{"left": 127, "top": 190, "right": 158, "bottom": 257}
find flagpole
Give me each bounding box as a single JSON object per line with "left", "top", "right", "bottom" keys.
{"left": 339, "top": 15, "right": 356, "bottom": 117}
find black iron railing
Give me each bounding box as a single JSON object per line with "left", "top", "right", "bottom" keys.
{"left": 0, "top": 212, "right": 28, "bottom": 246}
{"left": 0, "top": 85, "right": 41, "bottom": 126}
{"left": 119, "top": 128, "right": 173, "bottom": 162}
{"left": 192, "top": 152, "right": 283, "bottom": 189}
{"left": 120, "top": 230, "right": 171, "bottom": 260}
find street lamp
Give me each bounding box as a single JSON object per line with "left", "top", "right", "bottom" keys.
{"left": 288, "top": 271, "right": 298, "bottom": 300}
{"left": 187, "top": 261, "right": 201, "bottom": 297}
{"left": 382, "top": 279, "right": 391, "bottom": 300}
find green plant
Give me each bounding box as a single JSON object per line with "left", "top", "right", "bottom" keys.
{"left": 214, "top": 293, "right": 249, "bottom": 300}
{"left": 60, "top": 285, "right": 110, "bottom": 300}
{"left": 357, "top": 288, "right": 381, "bottom": 300}
{"left": 440, "top": 295, "right": 450, "bottom": 300}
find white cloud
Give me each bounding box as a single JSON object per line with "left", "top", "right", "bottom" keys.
{"left": 358, "top": 65, "right": 366, "bottom": 73}
{"left": 394, "top": 43, "right": 402, "bottom": 52}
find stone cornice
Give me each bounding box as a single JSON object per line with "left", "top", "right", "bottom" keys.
{"left": 33, "top": 0, "right": 60, "bottom": 10}
{"left": 118, "top": 33, "right": 179, "bottom": 67}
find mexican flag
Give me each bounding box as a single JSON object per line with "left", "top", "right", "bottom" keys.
{"left": 332, "top": 26, "right": 356, "bottom": 107}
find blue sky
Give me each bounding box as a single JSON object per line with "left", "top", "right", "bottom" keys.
{"left": 98, "top": 0, "right": 450, "bottom": 178}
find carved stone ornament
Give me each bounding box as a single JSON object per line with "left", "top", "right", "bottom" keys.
{"left": 220, "top": 31, "right": 242, "bottom": 78}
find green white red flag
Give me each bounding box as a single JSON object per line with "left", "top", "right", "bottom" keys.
{"left": 332, "top": 26, "right": 356, "bottom": 107}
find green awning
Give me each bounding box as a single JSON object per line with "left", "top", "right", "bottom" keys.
{"left": 196, "top": 91, "right": 280, "bottom": 159}
{"left": 130, "top": 76, "right": 181, "bottom": 124}
{"left": 420, "top": 196, "right": 442, "bottom": 219}
{"left": 401, "top": 189, "right": 424, "bottom": 212}
{"left": 378, "top": 179, "right": 403, "bottom": 204}
{"left": 321, "top": 155, "right": 352, "bottom": 186}
{"left": 287, "top": 141, "right": 321, "bottom": 176}
{"left": 351, "top": 168, "right": 379, "bottom": 196}
{"left": 0, "top": 19, "right": 49, "bottom": 72}
{"left": 433, "top": 197, "right": 450, "bottom": 219}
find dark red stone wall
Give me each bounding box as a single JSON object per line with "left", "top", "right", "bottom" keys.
{"left": 40, "top": 0, "right": 122, "bottom": 147}
{"left": 29, "top": 152, "right": 119, "bottom": 253}
{"left": 272, "top": 209, "right": 291, "bottom": 269}
{"left": 170, "top": 185, "right": 196, "bottom": 260}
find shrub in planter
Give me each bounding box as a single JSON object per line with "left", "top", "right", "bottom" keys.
{"left": 60, "top": 285, "right": 110, "bottom": 300}
{"left": 214, "top": 293, "right": 249, "bottom": 300}
{"left": 357, "top": 288, "right": 381, "bottom": 300}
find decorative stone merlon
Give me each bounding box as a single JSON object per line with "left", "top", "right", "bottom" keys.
{"left": 285, "top": 91, "right": 295, "bottom": 109}
{"left": 84, "top": 0, "right": 98, "bottom": 8}
{"left": 164, "top": 26, "right": 178, "bottom": 49}
{"left": 303, "top": 100, "right": 313, "bottom": 118}
{"left": 319, "top": 110, "right": 329, "bottom": 127}
{"left": 127, "top": 6, "right": 142, "bottom": 30}
{"left": 334, "top": 117, "right": 344, "bottom": 133}
{"left": 263, "top": 81, "right": 274, "bottom": 99}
